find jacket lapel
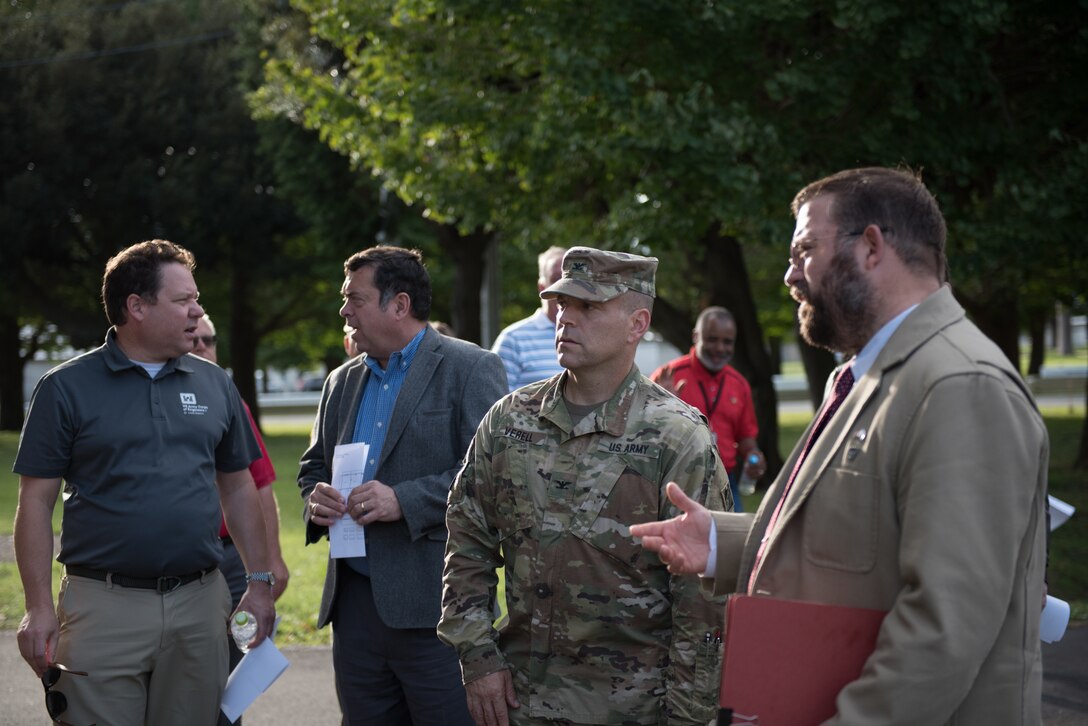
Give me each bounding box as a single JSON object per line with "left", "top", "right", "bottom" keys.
{"left": 377, "top": 328, "right": 442, "bottom": 472}
{"left": 774, "top": 374, "right": 877, "bottom": 531}
{"left": 337, "top": 358, "right": 370, "bottom": 446}
{"left": 762, "top": 287, "right": 966, "bottom": 554}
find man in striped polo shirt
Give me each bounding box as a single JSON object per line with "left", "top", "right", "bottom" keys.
{"left": 491, "top": 246, "right": 566, "bottom": 392}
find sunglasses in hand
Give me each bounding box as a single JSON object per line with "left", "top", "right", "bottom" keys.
{"left": 42, "top": 663, "right": 95, "bottom": 726}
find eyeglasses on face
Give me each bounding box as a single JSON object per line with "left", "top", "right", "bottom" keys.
{"left": 787, "top": 226, "right": 892, "bottom": 269}
{"left": 194, "top": 335, "right": 217, "bottom": 347}
{"left": 42, "top": 663, "right": 95, "bottom": 726}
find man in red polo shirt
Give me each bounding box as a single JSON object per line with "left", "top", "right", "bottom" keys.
{"left": 651, "top": 306, "right": 765, "bottom": 511}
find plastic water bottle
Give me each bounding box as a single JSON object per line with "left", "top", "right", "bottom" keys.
{"left": 231, "top": 611, "right": 258, "bottom": 653}
{"left": 738, "top": 454, "right": 760, "bottom": 496}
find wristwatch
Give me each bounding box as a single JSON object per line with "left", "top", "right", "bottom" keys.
{"left": 245, "top": 571, "right": 276, "bottom": 588}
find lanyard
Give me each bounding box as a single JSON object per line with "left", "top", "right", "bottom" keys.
{"left": 697, "top": 372, "right": 726, "bottom": 417}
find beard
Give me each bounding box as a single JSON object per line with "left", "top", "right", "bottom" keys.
{"left": 696, "top": 351, "right": 730, "bottom": 372}
{"left": 792, "top": 249, "right": 876, "bottom": 356}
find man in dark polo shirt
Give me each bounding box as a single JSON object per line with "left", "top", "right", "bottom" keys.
{"left": 13, "top": 240, "right": 276, "bottom": 726}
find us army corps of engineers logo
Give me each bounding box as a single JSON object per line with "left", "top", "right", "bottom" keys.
{"left": 180, "top": 392, "right": 209, "bottom": 415}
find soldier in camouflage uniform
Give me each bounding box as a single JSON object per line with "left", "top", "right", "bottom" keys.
{"left": 439, "top": 247, "right": 731, "bottom": 725}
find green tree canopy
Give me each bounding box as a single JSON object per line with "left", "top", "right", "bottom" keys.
{"left": 0, "top": 0, "right": 381, "bottom": 428}
{"left": 255, "top": 0, "right": 1087, "bottom": 470}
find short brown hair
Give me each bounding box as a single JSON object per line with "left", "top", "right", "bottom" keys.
{"left": 792, "top": 167, "right": 948, "bottom": 281}
{"left": 101, "top": 240, "right": 196, "bottom": 326}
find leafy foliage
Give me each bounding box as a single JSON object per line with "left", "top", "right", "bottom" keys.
{"left": 257, "top": 0, "right": 1086, "bottom": 333}
{"left": 0, "top": 0, "right": 387, "bottom": 425}
{"left": 253, "top": 0, "right": 1088, "bottom": 464}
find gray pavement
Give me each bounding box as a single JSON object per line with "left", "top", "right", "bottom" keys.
{"left": 0, "top": 629, "right": 340, "bottom": 725}
{"left": 1, "top": 625, "right": 1085, "bottom": 724}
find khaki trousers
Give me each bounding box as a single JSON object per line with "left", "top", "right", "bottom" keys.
{"left": 53, "top": 569, "right": 231, "bottom": 726}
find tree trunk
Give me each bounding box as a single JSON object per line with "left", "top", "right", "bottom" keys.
{"left": 650, "top": 296, "right": 695, "bottom": 353}
{"left": 796, "top": 325, "right": 837, "bottom": 409}
{"left": 0, "top": 312, "right": 25, "bottom": 431}
{"left": 1055, "top": 301, "right": 1074, "bottom": 356}
{"left": 434, "top": 224, "right": 491, "bottom": 345}
{"left": 228, "top": 265, "right": 262, "bottom": 430}
{"left": 700, "top": 231, "right": 783, "bottom": 486}
{"left": 1026, "top": 304, "right": 1046, "bottom": 377}
{"left": 1076, "top": 350, "right": 1088, "bottom": 470}
{"left": 768, "top": 336, "right": 782, "bottom": 376}
{"left": 961, "top": 291, "right": 1021, "bottom": 374}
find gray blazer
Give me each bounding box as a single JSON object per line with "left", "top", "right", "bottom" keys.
{"left": 298, "top": 326, "right": 508, "bottom": 629}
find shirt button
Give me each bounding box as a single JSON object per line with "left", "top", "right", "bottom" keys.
{"left": 376, "top": 421, "right": 382, "bottom": 428}
{"left": 384, "top": 384, "right": 389, "bottom": 390}
{"left": 369, "top": 459, "right": 375, "bottom": 466}
{"left": 535, "top": 583, "right": 552, "bottom": 598}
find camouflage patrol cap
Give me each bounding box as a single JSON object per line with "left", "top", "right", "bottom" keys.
{"left": 540, "top": 246, "right": 657, "bottom": 302}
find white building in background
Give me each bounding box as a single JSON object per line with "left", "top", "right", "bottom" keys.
{"left": 635, "top": 331, "right": 682, "bottom": 374}
{"left": 21, "top": 316, "right": 1086, "bottom": 412}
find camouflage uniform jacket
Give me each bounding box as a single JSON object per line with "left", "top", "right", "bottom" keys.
{"left": 439, "top": 366, "right": 730, "bottom": 725}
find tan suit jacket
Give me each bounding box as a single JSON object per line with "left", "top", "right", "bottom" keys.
{"left": 710, "top": 286, "right": 1048, "bottom": 724}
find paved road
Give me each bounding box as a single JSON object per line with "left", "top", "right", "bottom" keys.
{"left": 1, "top": 625, "right": 1085, "bottom": 724}
{"left": 0, "top": 629, "right": 340, "bottom": 725}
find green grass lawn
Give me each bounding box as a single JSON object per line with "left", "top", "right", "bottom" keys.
{"left": 765, "top": 408, "right": 1088, "bottom": 622}
{"left": 2, "top": 405, "right": 1086, "bottom": 644}
{"left": 0, "top": 423, "right": 334, "bottom": 646}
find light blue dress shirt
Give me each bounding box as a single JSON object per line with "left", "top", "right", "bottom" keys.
{"left": 346, "top": 326, "right": 426, "bottom": 573}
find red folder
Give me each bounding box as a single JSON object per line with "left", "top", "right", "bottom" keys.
{"left": 718, "top": 595, "right": 887, "bottom": 726}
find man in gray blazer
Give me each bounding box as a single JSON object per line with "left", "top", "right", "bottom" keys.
{"left": 632, "top": 167, "right": 1049, "bottom": 724}
{"left": 299, "top": 245, "right": 507, "bottom": 725}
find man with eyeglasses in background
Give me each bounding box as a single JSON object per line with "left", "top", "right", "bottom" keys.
{"left": 491, "top": 245, "right": 567, "bottom": 392}
{"left": 193, "top": 313, "right": 290, "bottom": 726}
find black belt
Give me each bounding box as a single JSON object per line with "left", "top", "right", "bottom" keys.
{"left": 66, "top": 565, "right": 217, "bottom": 593}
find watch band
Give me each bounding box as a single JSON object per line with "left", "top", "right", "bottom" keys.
{"left": 245, "top": 571, "right": 275, "bottom": 586}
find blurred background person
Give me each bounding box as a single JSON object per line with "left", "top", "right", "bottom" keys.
{"left": 491, "top": 245, "right": 566, "bottom": 392}
{"left": 651, "top": 306, "right": 765, "bottom": 511}
{"left": 430, "top": 320, "right": 456, "bottom": 337}
{"left": 345, "top": 323, "right": 362, "bottom": 358}
{"left": 193, "top": 313, "right": 289, "bottom": 726}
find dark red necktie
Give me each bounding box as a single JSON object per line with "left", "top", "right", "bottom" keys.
{"left": 748, "top": 365, "right": 855, "bottom": 591}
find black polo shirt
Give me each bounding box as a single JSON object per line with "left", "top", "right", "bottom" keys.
{"left": 14, "top": 329, "right": 260, "bottom": 577}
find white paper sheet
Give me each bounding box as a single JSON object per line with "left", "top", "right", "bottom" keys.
{"left": 330, "top": 442, "right": 370, "bottom": 558}
{"left": 1041, "top": 595, "right": 1071, "bottom": 643}
{"left": 1048, "top": 495, "right": 1075, "bottom": 531}
{"left": 220, "top": 635, "right": 291, "bottom": 723}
